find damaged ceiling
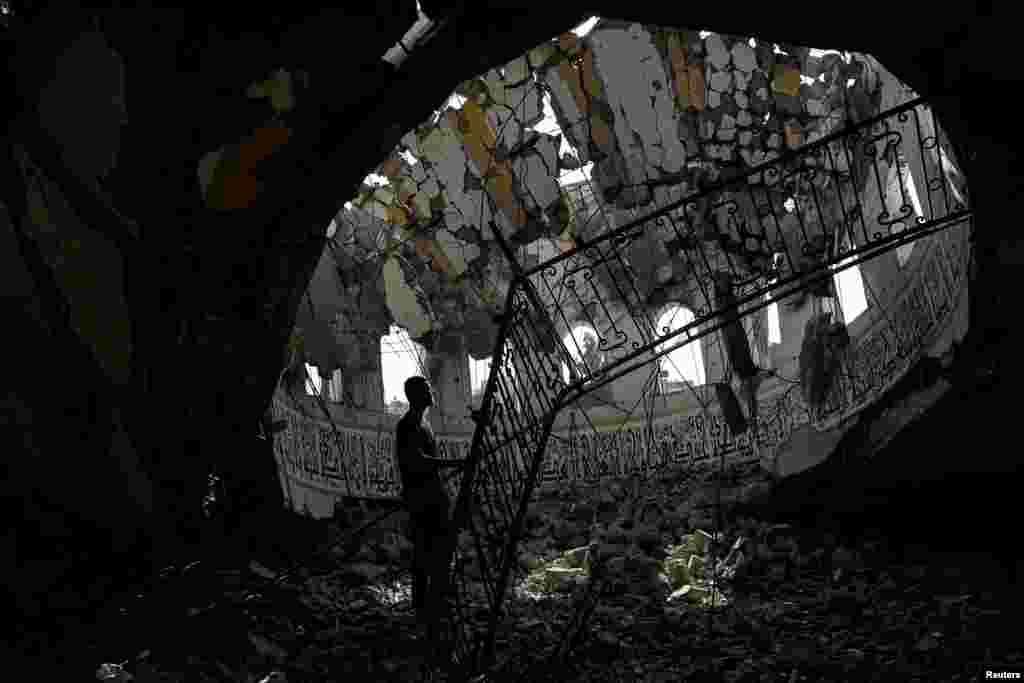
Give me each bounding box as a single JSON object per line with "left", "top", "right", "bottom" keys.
{"left": 294, "top": 19, "right": 889, "bottom": 376}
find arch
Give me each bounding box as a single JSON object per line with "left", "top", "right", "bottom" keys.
{"left": 884, "top": 150, "right": 927, "bottom": 267}
{"left": 469, "top": 352, "right": 519, "bottom": 411}
{"left": 380, "top": 324, "right": 427, "bottom": 414}
{"left": 654, "top": 305, "right": 705, "bottom": 389}
{"left": 560, "top": 323, "right": 604, "bottom": 384}
{"left": 303, "top": 362, "right": 323, "bottom": 396}
{"left": 765, "top": 281, "right": 782, "bottom": 345}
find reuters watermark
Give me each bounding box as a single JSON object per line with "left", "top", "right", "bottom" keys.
{"left": 985, "top": 671, "right": 1023, "bottom": 680}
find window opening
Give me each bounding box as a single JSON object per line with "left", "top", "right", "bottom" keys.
{"left": 655, "top": 306, "right": 706, "bottom": 390}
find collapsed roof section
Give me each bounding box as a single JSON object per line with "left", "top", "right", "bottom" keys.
{"left": 299, "top": 18, "right": 890, "bottom": 373}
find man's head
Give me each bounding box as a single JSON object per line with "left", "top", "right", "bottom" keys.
{"left": 404, "top": 376, "right": 433, "bottom": 411}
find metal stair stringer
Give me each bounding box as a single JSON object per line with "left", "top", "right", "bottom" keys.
{"left": 442, "top": 270, "right": 571, "bottom": 678}
{"left": 438, "top": 96, "right": 972, "bottom": 680}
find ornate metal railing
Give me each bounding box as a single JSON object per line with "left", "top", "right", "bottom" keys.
{"left": 521, "top": 97, "right": 969, "bottom": 407}
{"left": 441, "top": 96, "right": 971, "bottom": 679}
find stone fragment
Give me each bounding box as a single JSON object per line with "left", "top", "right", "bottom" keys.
{"left": 731, "top": 43, "right": 757, "bottom": 72}
{"left": 710, "top": 70, "right": 732, "bottom": 92}
{"left": 734, "top": 90, "right": 749, "bottom": 109}
{"left": 734, "top": 70, "right": 749, "bottom": 92}
{"left": 705, "top": 33, "right": 731, "bottom": 70}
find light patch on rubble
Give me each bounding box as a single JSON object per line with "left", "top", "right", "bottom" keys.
{"left": 367, "top": 578, "right": 412, "bottom": 607}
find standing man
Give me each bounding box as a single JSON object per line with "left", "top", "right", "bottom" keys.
{"left": 395, "top": 376, "right": 465, "bottom": 626}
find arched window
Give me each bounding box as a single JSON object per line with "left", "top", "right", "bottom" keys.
{"left": 766, "top": 281, "right": 782, "bottom": 345}
{"left": 885, "top": 151, "right": 926, "bottom": 267}
{"left": 380, "top": 324, "right": 427, "bottom": 414}
{"left": 327, "top": 369, "right": 343, "bottom": 403}
{"left": 304, "top": 363, "right": 322, "bottom": 396}
{"left": 469, "top": 353, "right": 520, "bottom": 411}
{"left": 561, "top": 324, "right": 603, "bottom": 384}
{"left": 655, "top": 306, "right": 705, "bottom": 389}
{"left": 468, "top": 355, "right": 494, "bottom": 407}
{"left": 832, "top": 257, "right": 869, "bottom": 323}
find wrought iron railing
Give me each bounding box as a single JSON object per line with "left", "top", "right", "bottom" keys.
{"left": 521, "top": 97, "right": 969, "bottom": 407}
{"left": 441, "top": 97, "right": 971, "bottom": 679}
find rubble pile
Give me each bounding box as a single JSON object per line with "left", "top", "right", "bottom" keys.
{"left": 91, "top": 461, "right": 1022, "bottom": 682}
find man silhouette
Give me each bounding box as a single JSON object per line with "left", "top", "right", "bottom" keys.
{"left": 394, "top": 376, "right": 465, "bottom": 626}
